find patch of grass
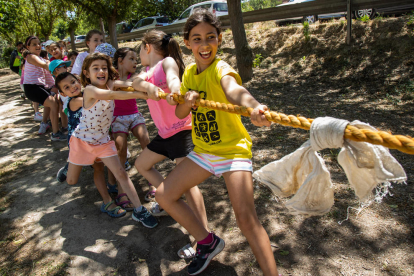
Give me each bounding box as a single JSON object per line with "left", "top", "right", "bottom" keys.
{"left": 357, "top": 15, "right": 371, "bottom": 22}
{"left": 0, "top": 158, "right": 32, "bottom": 185}
{"left": 46, "top": 262, "right": 69, "bottom": 276}
{"left": 303, "top": 21, "right": 310, "bottom": 41}
{"left": 253, "top": 54, "right": 263, "bottom": 68}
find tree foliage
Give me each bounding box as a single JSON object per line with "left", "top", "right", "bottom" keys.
{"left": 0, "top": 0, "right": 19, "bottom": 42}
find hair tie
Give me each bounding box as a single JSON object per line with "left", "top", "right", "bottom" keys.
{"left": 25, "top": 36, "right": 37, "bottom": 47}
{"left": 162, "top": 34, "right": 172, "bottom": 47}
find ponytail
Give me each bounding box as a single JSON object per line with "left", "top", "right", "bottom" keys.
{"left": 142, "top": 30, "right": 185, "bottom": 79}
{"left": 166, "top": 36, "right": 185, "bottom": 80}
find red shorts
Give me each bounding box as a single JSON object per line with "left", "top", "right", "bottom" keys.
{"left": 68, "top": 136, "right": 118, "bottom": 166}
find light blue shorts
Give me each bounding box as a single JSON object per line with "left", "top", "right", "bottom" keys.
{"left": 187, "top": 151, "right": 252, "bottom": 177}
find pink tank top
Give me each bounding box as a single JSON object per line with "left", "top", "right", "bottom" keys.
{"left": 23, "top": 55, "right": 55, "bottom": 87}
{"left": 146, "top": 59, "right": 192, "bottom": 139}
{"left": 114, "top": 73, "right": 138, "bottom": 116}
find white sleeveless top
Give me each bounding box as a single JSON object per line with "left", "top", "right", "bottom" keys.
{"left": 72, "top": 98, "right": 114, "bottom": 145}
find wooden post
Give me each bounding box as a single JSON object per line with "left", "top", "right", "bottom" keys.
{"left": 347, "top": 0, "right": 352, "bottom": 45}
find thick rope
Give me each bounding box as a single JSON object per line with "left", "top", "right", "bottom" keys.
{"left": 119, "top": 87, "right": 414, "bottom": 155}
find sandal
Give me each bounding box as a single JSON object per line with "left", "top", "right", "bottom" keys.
{"left": 107, "top": 182, "right": 118, "bottom": 194}
{"left": 100, "top": 200, "right": 126, "bottom": 218}
{"left": 115, "top": 193, "right": 134, "bottom": 211}
{"left": 145, "top": 183, "right": 156, "bottom": 202}
{"left": 177, "top": 243, "right": 196, "bottom": 259}
{"left": 149, "top": 202, "right": 169, "bottom": 217}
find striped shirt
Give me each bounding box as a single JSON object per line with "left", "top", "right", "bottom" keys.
{"left": 23, "top": 56, "right": 55, "bottom": 88}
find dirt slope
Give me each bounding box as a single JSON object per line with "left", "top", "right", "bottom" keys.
{"left": 0, "top": 16, "right": 413, "bottom": 276}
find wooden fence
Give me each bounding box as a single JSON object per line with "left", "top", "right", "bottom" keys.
{"left": 75, "top": 0, "right": 414, "bottom": 48}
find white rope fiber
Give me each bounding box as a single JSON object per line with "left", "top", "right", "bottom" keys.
{"left": 253, "top": 117, "right": 407, "bottom": 216}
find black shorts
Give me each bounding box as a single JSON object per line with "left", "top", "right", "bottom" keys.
{"left": 147, "top": 130, "right": 194, "bottom": 161}
{"left": 23, "top": 84, "right": 52, "bottom": 105}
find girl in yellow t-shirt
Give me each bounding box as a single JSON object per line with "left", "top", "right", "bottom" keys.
{"left": 155, "top": 9, "right": 278, "bottom": 276}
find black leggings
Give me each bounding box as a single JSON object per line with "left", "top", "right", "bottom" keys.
{"left": 23, "top": 84, "right": 52, "bottom": 105}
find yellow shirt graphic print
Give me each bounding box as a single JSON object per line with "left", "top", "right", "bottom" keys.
{"left": 181, "top": 59, "right": 252, "bottom": 159}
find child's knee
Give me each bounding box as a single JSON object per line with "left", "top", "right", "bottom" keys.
{"left": 234, "top": 211, "right": 259, "bottom": 230}
{"left": 134, "top": 156, "right": 150, "bottom": 172}
{"left": 66, "top": 177, "right": 78, "bottom": 185}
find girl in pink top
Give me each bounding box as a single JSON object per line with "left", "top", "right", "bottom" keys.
{"left": 22, "top": 36, "right": 66, "bottom": 140}
{"left": 111, "top": 47, "right": 151, "bottom": 208}
{"left": 132, "top": 30, "right": 208, "bottom": 258}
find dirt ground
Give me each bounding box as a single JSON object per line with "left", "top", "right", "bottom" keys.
{"left": 1, "top": 16, "right": 414, "bottom": 276}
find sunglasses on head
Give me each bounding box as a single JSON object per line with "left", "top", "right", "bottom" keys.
{"left": 57, "top": 64, "right": 67, "bottom": 69}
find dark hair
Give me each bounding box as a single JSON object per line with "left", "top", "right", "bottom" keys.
{"left": 55, "top": 72, "right": 78, "bottom": 92}
{"left": 49, "top": 41, "right": 62, "bottom": 49}
{"left": 40, "top": 50, "right": 48, "bottom": 59}
{"left": 16, "top": 41, "right": 23, "bottom": 46}
{"left": 183, "top": 9, "right": 221, "bottom": 40}
{"left": 85, "top": 29, "right": 104, "bottom": 50}
{"left": 142, "top": 30, "right": 185, "bottom": 79}
{"left": 81, "top": 52, "right": 119, "bottom": 87}
{"left": 24, "top": 36, "right": 38, "bottom": 47}
{"left": 113, "top": 47, "right": 134, "bottom": 69}
{"left": 68, "top": 51, "right": 79, "bottom": 59}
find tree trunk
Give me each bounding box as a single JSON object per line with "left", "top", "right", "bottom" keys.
{"left": 227, "top": 0, "right": 253, "bottom": 82}
{"left": 99, "top": 18, "right": 106, "bottom": 41}
{"left": 107, "top": 16, "right": 118, "bottom": 49}
{"left": 69, "top": 27, "right": 76, "bottom": 51}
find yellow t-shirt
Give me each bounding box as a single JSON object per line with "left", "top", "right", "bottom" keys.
{"left": 180, "top": 58, "right": 252, "bottom": 159}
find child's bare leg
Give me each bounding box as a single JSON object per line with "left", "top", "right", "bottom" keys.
{"left": 135, "top": 148, "right": 165, "bottom": 186}
{"left": 101, "top": 155, "right": 142, "bottom": 208}
{"left": 223, "top": 171, "right": 278, "bottom": 276}
{"left": 59, "top": 102, "right": 68, "bottom": 128}
{"left": 132, "top": 124, "right": 155, "bottom": 193}
{"left": 33, "top": 102, "right": 39, "bottom": 113}
{"left": 66, "top": 163, "right": 83, "bottom": 185}
{"left": 92, "top": 162, "right": 123, "bottom": 214}
{"left": 156, "top": 158, "right": 212, "bottom": 241}
{"left": 113, "top": 133, "right": 133, "bottom": 208}
{"left": 132, "top": 124, "right": 150, "bottom": 149}
{"left": 176, "top": 157, "right": 208, "bottom": 230}
{"left": 42, "top": 106, "right": 50, "bottom": 124}
{"left": 107, "top": 168, "right": 116, "bottom": 185}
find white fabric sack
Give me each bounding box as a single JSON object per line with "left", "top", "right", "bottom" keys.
{"left": 253, "top": 117, "right": 407, "bottom": 216}
{"left": 338, "top": 121, "right": 407, "bottom": 201}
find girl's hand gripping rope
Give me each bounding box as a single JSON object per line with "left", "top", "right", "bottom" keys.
{"left": 148, "top": 85, "right": 163, "bottom": 101}
{"left": 166, "top": 92, "right": 179, "bottom": 106}
{"left": 250, "top": 104, "right": 272, "bottom": 127}
{"left": 184, "top": 90, "right": 200, "bottom": 109}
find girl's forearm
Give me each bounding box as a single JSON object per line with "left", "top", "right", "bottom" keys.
{"left": 167, "top": 75, "right": 181, "bottom": 94}
{"left": 175, "top": 103, "right": 192, "bottom": 119}
{"left": 132, "top": 78, "right": 156, "bottom": 93}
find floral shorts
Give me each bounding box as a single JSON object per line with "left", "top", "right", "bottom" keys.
{"left": 111, "top": 112, "right": 145, "bottom": 134}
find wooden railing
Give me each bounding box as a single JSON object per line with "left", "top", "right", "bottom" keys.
{"left": 75, "top": 0, "right": 414, "bottom": 48}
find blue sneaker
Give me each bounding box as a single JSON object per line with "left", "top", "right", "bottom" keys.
{"left": 187, "top": 234, "right": 225, "bottom": 275}
{"left": 56, "top": 163, "right": 69, "bottom": 182}
{"left": 132, "top": 206, "right": 158, "bottom": 228}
